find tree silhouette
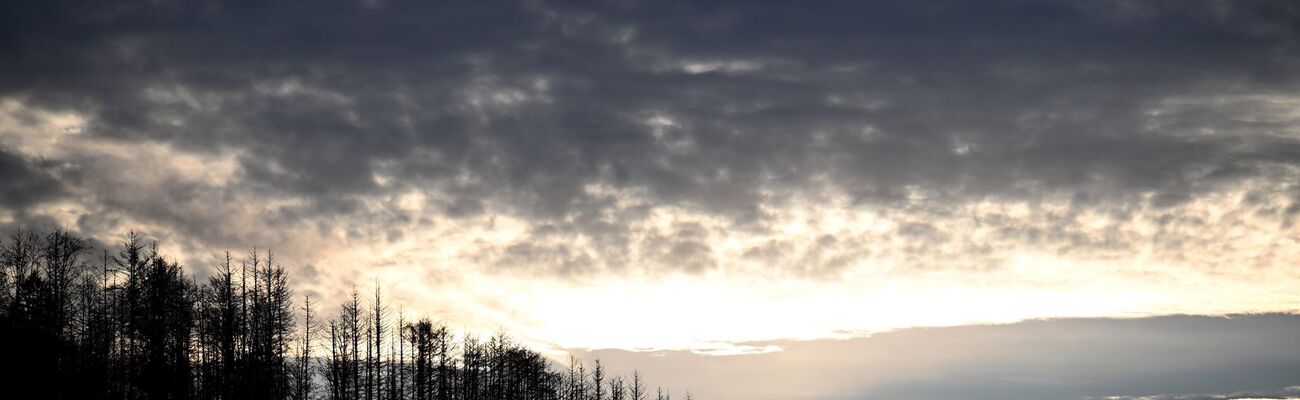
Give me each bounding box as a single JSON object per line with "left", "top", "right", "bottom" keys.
{"left": 592, "top": 359, "right": 605, "bottom": 400}
{"left": 609, "top": 376, "right": 626, "bottom": 400}
{"left": 630, "top": 370, "right": 647, "bottom": 400}
{"left": 294, "top": 293, "right": 317, "bottom": 400}
{"left": 0, "top": 228, "right": 695, "bottom": 400}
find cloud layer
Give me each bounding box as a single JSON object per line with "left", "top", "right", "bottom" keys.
{"left": 2, "top": 0, "right": 1300, "bottom": 350}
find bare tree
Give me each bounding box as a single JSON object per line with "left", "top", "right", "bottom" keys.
{"left": 370, "top": 282, "right": 388, "bottom": 400}
{"left": 609, "top": 376, "right": 626, "bottom": 400}
{"left": 0, "top": 227, "right": 696, "bottom": 400}
{"left": 296, "top": 293, "right": 317, "bottom": 400}
{"left": 350, "top": 290, "right": 364, "bottom": 400}
{"left": 461, "top": 333, "right": 483, "bottom": 400}
{"left": 327, "top": 320, "right": 350, "bottom": 400}
{"left": 629, "top": 371, "right": 647, "bottom": 400}
{"left": 592, "top": 358, "right": 605, "bottom": 400}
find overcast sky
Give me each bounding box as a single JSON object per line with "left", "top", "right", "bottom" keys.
{"left": 3, "top": 0, "right": 1300, "bottom": 398}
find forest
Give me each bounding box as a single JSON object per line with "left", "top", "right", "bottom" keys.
{"left": 0, "top": 228, "right": 692, "bottom": 400}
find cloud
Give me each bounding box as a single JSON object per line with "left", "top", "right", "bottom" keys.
{"left": 1, "top": 0, "right": 1300, "bottom": 350}
{"left": 0, "top": 147, "right": 63, "bottom": 209}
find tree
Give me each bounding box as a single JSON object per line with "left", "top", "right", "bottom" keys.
{"left": 200, "top": 251, "right": 244, "bottom": 400}
{"left": 565, "top": 355, "right": 587, "bottom": 400}
{"left": 591, "top": 359, "right": 605, "bottom": 400}
{"left": 0, "top": 227, "right": 695, "bottom": 400}
{"left": 371, "top": 282, "right": 388, "bottom": 400}
{"left": 349, "top": 290, "right": 363, "bottom": 400}
{"left": 395, "top": 307, "right": 407, "bottom": 400}
{"left": 328, "top": 319, "right": 352, "bottom": 400}
{"left": 461, "top": 333, "right": 483, "bottom": 400}
{"left": 295, "top": 294, "right": 317, "bottom": 400}
{"left": 124, "top": 242, "right": 196, "bottom": 400}
{"left": 407, "top": 319, "right": 435, "bottom": 400}
{"left": 432, "top": 322, "right": 453, "bottom": 400}
{"left": 629, "top": 371, "right": 647, "bottom": 400}
{"left": 609, "top": 376, "right": 625, "bottom": 400}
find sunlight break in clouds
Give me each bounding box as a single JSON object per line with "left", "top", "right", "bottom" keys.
{"left": 306, "top": 183, "right": 1300, "bottom": 353}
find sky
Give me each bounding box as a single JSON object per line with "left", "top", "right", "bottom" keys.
{"left": 2, "top": 0, "right": 1300, "bottom": 398}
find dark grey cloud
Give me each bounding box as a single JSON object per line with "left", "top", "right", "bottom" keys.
{"left": 578, "top": 314, "right": 1300, "bottom": 400}
{"left": 0, "top": 147, "right": 63, "bottom": 209}
{"left": 3, "top": 0, "right": 1300, "bottom": 276}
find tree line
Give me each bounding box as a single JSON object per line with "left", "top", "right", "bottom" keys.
{"left": 0, "top": 228, "right": 693, "bottom": 400}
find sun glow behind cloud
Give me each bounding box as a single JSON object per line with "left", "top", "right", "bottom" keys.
{"left": 288, "top": 182, "right": 1300, "bottom": 354}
